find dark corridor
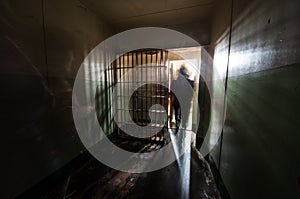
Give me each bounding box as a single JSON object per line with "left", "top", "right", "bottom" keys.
{"left": 1, "top": 0, "right": 300, "bottom": 199}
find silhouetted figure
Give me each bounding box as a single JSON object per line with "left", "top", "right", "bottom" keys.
{"left": 171, "top": 66, "right": 194, "bottom": 134}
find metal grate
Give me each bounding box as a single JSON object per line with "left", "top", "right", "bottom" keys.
{"left": 111, "top": 49, "right": 169, "bottom": 141}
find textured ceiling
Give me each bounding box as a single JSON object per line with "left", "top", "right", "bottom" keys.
{"left": 82, "top": 0, "right": 215, "bottom": 45}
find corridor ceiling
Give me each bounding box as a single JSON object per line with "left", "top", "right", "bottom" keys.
{"left": 83, "top": 0, "right": 215, "bottom": 45}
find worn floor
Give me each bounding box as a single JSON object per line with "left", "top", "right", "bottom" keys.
{"left": 19, "top": 134, "right": 220, "bottom": 199}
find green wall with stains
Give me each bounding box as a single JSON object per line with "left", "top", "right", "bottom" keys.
{"left": 210, "top": 0, "right": 300, "bottom": 198}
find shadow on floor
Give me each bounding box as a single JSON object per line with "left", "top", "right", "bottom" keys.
{"left": 18, "top": 138, "right": 220, "bottom": 199}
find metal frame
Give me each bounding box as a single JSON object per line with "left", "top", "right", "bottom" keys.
{"left": 112, "top": 49, "right": 169, "bottom": 141}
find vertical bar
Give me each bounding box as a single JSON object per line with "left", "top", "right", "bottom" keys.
{"left": 169, "top": 62, "right": 173, "bottom": 129}
{"left": 109, "top": 56, "right": 113, "bottom": 133}
{"left": 131, "top": 52, "right": 135, "bottom": 124}
{"left": 107, "top": 54, "right": 111, "bottom": 134}
{"left": 104, "top": 66, "right": 109, "bottom": 136}
{"left": 111, "top": 56, "right": 114, "bottom": 130}
{"left": 157, "top": 51, "right": 160, "bottom": 134}
{"left": 127, "top": 53, "right": 130, "bottom": 125}
{"left": 145, "top": 51, "right": 148, "bottom": 137}
{"left": 150, "top": 51, "right": 153, "bottom": 138}
{"left": 165, "top": 50, "right": 169, "bottom": 136}
{"left": 155, "top": 51, "right": 158, "bottom": 139}
{"left": 162, "top": 50, "right": 164, "bottom": 137}
{"left": 160, "top": 50, "right": 163, "bottom": 136}
{"left": 122, "top": 54, "right": 125, "bottom": 127}
{"left": 106, "top": 65, "right": 109, "bottom": 134}
{"left": 119, "top": 55, "right": 122, "bottom": 135}
{"left": 138, "top": 51, "right": 141, "bottom": 126}
{"left": 135, "top": 51, "right": 138, "bottom": 124}
{"left": 113, "top": 57, "right": 118, "bottom": 135}
{"left": 163, "top": 50, "right": 165, "bottom": 136}
{"left": 141, "top": 51, "right": 143, "bottom": 126}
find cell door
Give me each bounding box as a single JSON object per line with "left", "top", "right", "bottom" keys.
{"left": 113, "top": 49, "right": 169, "bottom": 141}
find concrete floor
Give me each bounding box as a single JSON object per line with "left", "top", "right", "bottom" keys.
{"left": 19, "top": 135, "right": 220, "bottom": 199}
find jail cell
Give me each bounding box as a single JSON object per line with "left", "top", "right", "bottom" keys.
{"left": 112, "top": 49, "right": 169, "bottom": 141}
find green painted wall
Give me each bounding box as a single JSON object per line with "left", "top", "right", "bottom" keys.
{"left": 0, "top": 0, "right": 114, "bottom": 198}
{"left": 222, "top": 64, "right": 300, "bottom": 198}
{"left": 210, "top": 0, "right": 300, "bottom": 198}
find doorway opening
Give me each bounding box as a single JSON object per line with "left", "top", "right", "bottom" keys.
{"left": 106, "top": 47, "right": 201, "bottom": 144}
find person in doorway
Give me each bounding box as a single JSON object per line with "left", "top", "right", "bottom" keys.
{"left": 171, "top": 65, "right": 194, "bottom": 134}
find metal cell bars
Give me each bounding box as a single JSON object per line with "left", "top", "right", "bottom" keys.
{"left": 94, "top": 51, "right": 115, "bottom": 137}
{"left": 114, "top": 49, "right": 169, "bottom": 140}
{"left": 106, "top": 52, "right": 115, "bottom": 135}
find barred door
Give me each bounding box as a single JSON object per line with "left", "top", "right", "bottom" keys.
{"left": 113, "top": 49, "right": 169, "bottom": 141}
